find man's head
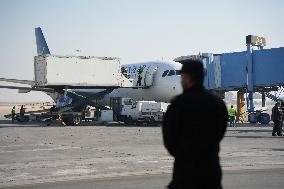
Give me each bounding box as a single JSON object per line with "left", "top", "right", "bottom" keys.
{"left": 276, "top": 101, "right": 281, "bottom": 107}
{"left": 180, "top": 58, "right": 205, "bottom": 90}
{"left": 231, "top": 105, "right": 234, "bottom": 108}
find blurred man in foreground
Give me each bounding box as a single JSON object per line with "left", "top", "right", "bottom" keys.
{"left": 162, "top": 59, "right": 228, "bottom": 189}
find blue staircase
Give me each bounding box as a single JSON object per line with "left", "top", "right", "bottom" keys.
{"left": 265, "top": 86, "right": 284, "bottom": 102}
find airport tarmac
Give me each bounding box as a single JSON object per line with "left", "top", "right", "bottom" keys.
{"left": 5, "top": 169, "right": 284, "bottom": 189}
{"left": 0, "top": 120, "right": 284, "bottom": 188}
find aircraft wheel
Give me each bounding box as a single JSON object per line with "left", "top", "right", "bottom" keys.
{"left": 124, "top": 116, "right": 134, "bottom": 125}
{"left": 62, "top": 115, "right": 82, "bottom": 126}
{"left": 258, "top": 113, "right": 270, "bottom": 125}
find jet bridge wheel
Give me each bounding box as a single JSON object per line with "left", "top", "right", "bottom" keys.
{"left": 248, "top": 112, "right": 270, "bottom": 125}
{"left": 257, "top": 113, "right": 270, "bottom": 125}
{"left": 62, "top": 115, "right": 82, "bottom": 126}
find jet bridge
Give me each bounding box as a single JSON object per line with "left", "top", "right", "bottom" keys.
{"left": 201, "top": 47, "right": 284, "bottom": 92}
{"left": 175, "top": 35, "right": 284, "bottom": 124}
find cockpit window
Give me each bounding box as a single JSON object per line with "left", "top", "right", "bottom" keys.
{"left": 162, "top": 70, "right": 169, "bottom": 77}
{"left": 162, "top": 69, "right": 181, "bottom": 77}
{"left": 168, "top": 70, "right": 175, "bottom": 76}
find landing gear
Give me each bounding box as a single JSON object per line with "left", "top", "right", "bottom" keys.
{"left": 257, "top": 113, "right": 270, "bottom": 125}
{"left": 123, "top": 115, "right": 135, "bottom": 125}
{"left": 248, "top": 111, "right": 270, "bottom": 125}
{"left": 61, "top": 114, "right": 82, "bottom": 126}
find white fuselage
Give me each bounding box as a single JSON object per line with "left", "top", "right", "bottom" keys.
{"left": 75, "top": 61, "right": 183, "bottom": 106}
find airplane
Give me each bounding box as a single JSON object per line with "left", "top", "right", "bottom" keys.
{"left": 78, "top": 61, "right": 182, "bottom": 104}
{"left": 0, "top": 27, "right": 183, "bottom": 125}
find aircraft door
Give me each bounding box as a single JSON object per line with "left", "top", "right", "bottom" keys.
{"left": 144, "top": 65, "right": 158, "bottom": 87}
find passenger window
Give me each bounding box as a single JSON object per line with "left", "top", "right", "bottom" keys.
{"left": 168, "top": 70, "right": 175, "bottom": 76}
{"left": 162, "top": 70, "right": 169, "bottom": 77}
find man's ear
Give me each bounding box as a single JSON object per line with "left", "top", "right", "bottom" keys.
{"left": 181, "top": 74, "right": 191, "bottom": 88}
{"left": 185, "top": 74, "right": 192, "bottom": 86}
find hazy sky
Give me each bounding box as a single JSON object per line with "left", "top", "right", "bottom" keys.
{"left": 0, "top": 0, "right": 284, "bottom": 102}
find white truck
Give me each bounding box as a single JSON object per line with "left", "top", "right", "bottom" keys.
{"left": 111, "top": 97, "right": 169, "bottom": 126}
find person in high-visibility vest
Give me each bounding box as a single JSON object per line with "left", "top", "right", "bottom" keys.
{"left": 228, "top": 105, "right": 237, "bottom": 127}
{"left": 136, "top": 66, "right": 143, "bottom": 86}
{"left": 20, "top": 105, "right": 25, "bottom": 122}
{"left": 11, "top": 106, "right": 16, "bottom": 123}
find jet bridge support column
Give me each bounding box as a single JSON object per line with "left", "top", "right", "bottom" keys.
{"left": 237, "top": 90, "right": 246, "bottom": 123}
{"left": 246, "top": 43, "right": 254, "bottom": 112}
{"left": 261, "top": 92, "right": 266, "bottom": 107}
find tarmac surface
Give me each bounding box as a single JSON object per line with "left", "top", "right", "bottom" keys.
{"left": 5, "top": 169, "right": 284, "bottom": 189}
{"left": 0, "top": 120, "right": 284, "bottom": 188}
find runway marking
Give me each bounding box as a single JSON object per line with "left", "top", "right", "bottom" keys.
{"left": 0, "top": 169, "right": 172, "bottom": 188}
{"left": 0, "top": 144, "right": 53, "bottom": 148}
{"left": 53, "top": 168, "right": 96, "bottom": 176}
{"left": 0, "top": 146, "right": 81, "bottom": 153}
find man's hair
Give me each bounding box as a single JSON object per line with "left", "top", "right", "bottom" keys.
{"left": 180, "top": 58, "right": 205, "bottom": 85}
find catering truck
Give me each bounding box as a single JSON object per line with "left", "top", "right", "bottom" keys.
{"left": 110, "top": 97, "right": 169, "bottom": 126}
{"left": 34, "top": 55, "right": 130, "bottom": 88}
{"left": 33, "top": 55, "right": 132, "bottom": 126}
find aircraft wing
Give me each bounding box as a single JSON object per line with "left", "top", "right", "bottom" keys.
{"left": 0, "top": 78, "right": 35, "bottom": 86}
{"left": 0, "top": 77, "right": 54, "bottom": 93}
{"left": 71, "top": 89, "right": 113, "bottom": 99}
{"left": 58, "top": 89, "right": 114, "bottom": 112}
{"left": 0, "top": 85, "right": 54, "bottom": 93}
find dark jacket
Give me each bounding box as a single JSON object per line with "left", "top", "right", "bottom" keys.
{"left": 272, "top": 105, "right": 283, "bottom": 122}
{"left": 162, "top": 85, "right": 228, "bottom": 189}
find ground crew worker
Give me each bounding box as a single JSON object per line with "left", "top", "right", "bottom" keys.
{"left": 271, "top": 101, "right": 283, "bottom": 136}
{"left": 84, "top": 106, "right": 91, "bottom": 122}
{"left": 121, "top": 67, "right": 128, "bottom": 78}
{"left": 136, "top": 66, "right": 143, "bottom": 86}
{"left": 20, "top": 105, "right": 25, "bottom": 121}
{"left": 162, "top": 59, "right": 228, "bottom": 189}
{"left": 11, "top": 106, "right": 16, "bottom": 123}
{"left": 228, "top": 105, "right": 237, "bottom": 127}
